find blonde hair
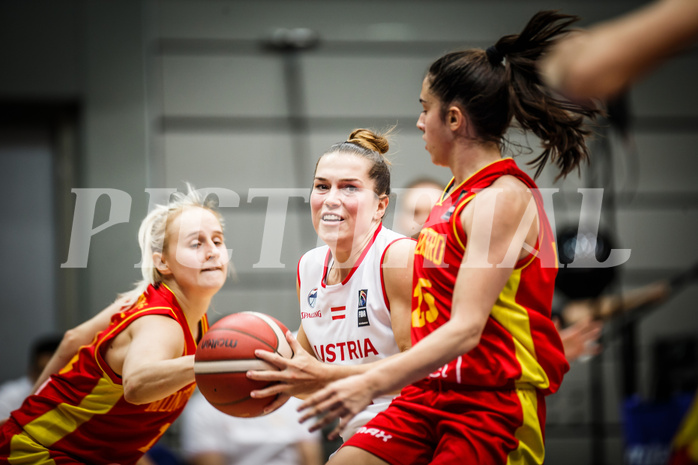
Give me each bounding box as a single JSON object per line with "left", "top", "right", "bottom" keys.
{"left": 118, "top": 185, "right": 224, "bottom": 308}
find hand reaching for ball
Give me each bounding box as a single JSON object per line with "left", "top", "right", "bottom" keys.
{"left": 248, "top": 331, "right": 331, "bottom": 413}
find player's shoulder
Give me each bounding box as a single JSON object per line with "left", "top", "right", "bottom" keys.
{"left": 301, "top": 244, "right": 329, "bottom": 261}
{"left": 489, "top": 173, "right": 531, "bottom": 193}
{"left": 375, "top": 226, "right": 410, "bottom": 246}
{"left": 128, "top": 286, "right": 177, "bottom": 315}
{"left": 298, "top": 244, "right": 330, "bottom": 273}
{"left": 460, "top": 175, "right": 534, "bottom": 229}
{"left": 382, "top": 231, "right": 415, "bottom": 269}
{"left": 479, "top": 175, "right": 534, "bottom": 210}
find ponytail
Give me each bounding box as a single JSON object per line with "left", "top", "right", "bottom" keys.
{"left": 426, "top": 10, "right": 600, "bottom": 179}
{"left": 496, "top": 10, "right": 600, "bottom": 179}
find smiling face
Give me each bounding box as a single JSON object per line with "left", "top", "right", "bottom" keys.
{"left": 417, "top": 76, "right": 455, "bottom": 167}
{"left": 311, "top": 152, "right": 387, "bottom": 255}
{"left": 157, "top": 206, "right": 229, "bottom": 297}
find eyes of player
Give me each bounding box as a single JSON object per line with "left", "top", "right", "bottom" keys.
{"left": 313, "top": 182, "right": 360, "bottom": 195}
{"left": 188, "top": 236, "right": 225, "bottom": 249}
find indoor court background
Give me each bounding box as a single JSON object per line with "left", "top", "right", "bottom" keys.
{"left": 1, "top": 1, "right": 697, "bottom": 463}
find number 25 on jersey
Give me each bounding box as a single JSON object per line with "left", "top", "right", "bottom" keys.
{"left": 412, "top": 278, "right": 439, "bottom": 327}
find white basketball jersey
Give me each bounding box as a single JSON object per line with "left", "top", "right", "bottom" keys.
{"left": 297, "top": 225, "right": 409, "bottom": 440}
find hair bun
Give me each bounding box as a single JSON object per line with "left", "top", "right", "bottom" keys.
{"left": 347, "top": 128, "right": 390, "bottom": 155}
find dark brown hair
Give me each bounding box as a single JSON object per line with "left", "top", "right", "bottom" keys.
{"left": 426, "top": 10, "right": 600, "bottom": 179}
{"left": 318, "top": 128, "right": 392, "bottom": 196}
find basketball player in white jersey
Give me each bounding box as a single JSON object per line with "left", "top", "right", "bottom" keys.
{"left": 248, "top": 128, "right": 415, "bottom": 441}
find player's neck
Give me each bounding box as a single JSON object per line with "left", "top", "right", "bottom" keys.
{"left": 327, "top": 224, "right": 378, "bottom": 283}
{"left": 162, "top": 280, "right": 212, "bottom": 326}
{"left": 450, "top": 141, "right": 501, "bottom": 185}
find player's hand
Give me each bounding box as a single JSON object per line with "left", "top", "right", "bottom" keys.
{"left": 297, "top": 374, "right": 375, "bottom": 439}
{"left": 248, "top": 331, "right": 327, "bottom": 398}
{"left": 259, "top": 392, "right": 291, "bottom": 415}
{"left": 559, "top": 316, "right": 603, "bottom": 363}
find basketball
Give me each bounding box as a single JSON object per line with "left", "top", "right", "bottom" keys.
{"left": 194, "top": 311, "right": 293, "bottom": 417}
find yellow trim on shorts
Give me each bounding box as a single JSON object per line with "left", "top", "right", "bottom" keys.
{"left": 507, "top": 387, "right": 545, "bottom": 465}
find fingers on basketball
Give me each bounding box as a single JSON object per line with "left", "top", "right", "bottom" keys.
{"left": 194, "top": 311, "right": 293, "bottom": 417}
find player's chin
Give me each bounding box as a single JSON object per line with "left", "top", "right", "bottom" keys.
{"left": 317, "top": 228, "right": 342, "bottom": 244}
{"left": 197, "top": 271, "right": 227, "bottom": 289}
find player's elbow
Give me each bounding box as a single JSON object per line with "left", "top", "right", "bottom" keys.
{"left": 449, "top": 315, "right": 484, "bottom": 354}
{"left": 61, "top": 328, "right": 89, "bottom": 355}
{"left": 122, "top": 382, "right": 140, "bottom": 404}
{"left": 122, "top": 377, "right": 149, "bottom": 404}
{"left": 460, "top": 326, "right": 482, "bottom": 353}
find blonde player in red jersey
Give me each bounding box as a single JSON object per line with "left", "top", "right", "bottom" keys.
{"left": 0, "top": 187, "right": 229, "bottom": 465}
{"left": 247, "top": 129, "right": 414, "bottom": 441}
{"left": 297, "top": 11, "right": 601, "bottom": 465}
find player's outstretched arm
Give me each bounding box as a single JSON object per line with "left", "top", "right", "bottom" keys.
{"left": 249, "top": 239, "right": 414, "bottom": 409}
{"left": 298, "top": 184, "right": 530, "bottom": 438}
{"left": 32, "top": 296, "right": 130, "bottom": 394}
{"left": 115, "top": 314, "right": 195, "bottom": 404}
{"left": 539, "top": 0, "right": 698, "bottom": 101}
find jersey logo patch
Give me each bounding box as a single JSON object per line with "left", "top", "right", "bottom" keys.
{"left": 357, "top": 289, "right": 370, "bottom": 327}
{"left": 441, "top": 191, "right": 467, "bottom": 221}
{"left": 331, "top": 306, "right": 346, "bottom": 320}
{"left": 307, "top": 288, "right": 318, "bottom": 308}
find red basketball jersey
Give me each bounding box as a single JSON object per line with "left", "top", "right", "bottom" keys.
{"left": 411, "top": 158, "right": 568, "bottom": 394}
{"left": 0, "top": 283, "right": 208, "bottom": 465}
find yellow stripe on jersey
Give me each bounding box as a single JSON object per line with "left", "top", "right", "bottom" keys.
{"left": 672, "top": 394, "right": 698, "bottom": 460}
{"left": 21, "top": 376, "right": 122, "bottom": 448}
{"left": 9, "top": 433, "right": 56, "bottom": 465}
{"left": 506, "top": 388, "right": 545, "bottom": 465}
{"left": 490, "top": 268, "right": 550, "bottom": 390}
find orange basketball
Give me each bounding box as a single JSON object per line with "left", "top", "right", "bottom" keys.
{"left": 194, "top": 311, "right": 293, "bottom": 417}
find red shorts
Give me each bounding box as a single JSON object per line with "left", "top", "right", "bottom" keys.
{"left": 341, "top": 379, "right": 547, "bottom": 465}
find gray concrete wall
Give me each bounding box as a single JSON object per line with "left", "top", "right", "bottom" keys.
{"left": 1, "top": 1, "right": 696, "bottom": 463}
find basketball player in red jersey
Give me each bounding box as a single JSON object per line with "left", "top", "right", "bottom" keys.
{"left": 0, "top": 187, "right": 229, "bottom": 465}
{"left": 297, "top": 11, "right": 601, "bottom": 464}
{"left": 248, "top": 129, "right": 415, "bottom": 441}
